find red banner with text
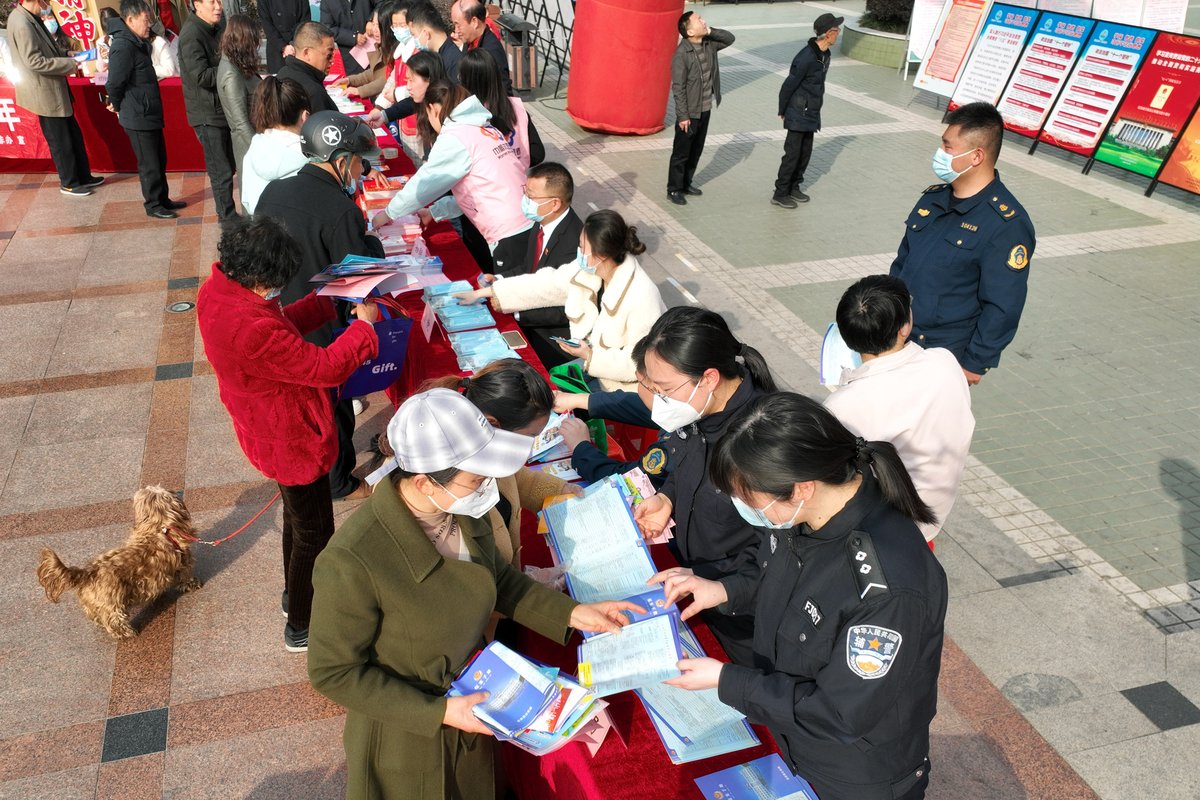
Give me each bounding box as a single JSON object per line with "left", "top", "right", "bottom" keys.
{"left": 0, "top": 80, "right": 52, "bottom": 160}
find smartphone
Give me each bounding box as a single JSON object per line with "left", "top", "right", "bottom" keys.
{"left": 501, "top": 329, "right": 528, "bottom": 349}
{"left": 551, "top": 336, "right": 582, "bottom": 347}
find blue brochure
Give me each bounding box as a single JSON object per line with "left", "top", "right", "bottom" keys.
{"left": 694, "top": 753, "right": 819, "bottom": 800}
{"left": 449, "top": 641, "right": 559, "bottom": 736}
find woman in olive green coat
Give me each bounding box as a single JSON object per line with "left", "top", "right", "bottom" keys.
{"left": 308, "top": 389, "right": 637, "bottom": 800}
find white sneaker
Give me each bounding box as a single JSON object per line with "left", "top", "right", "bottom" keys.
{"left": 352, "top": 398, "right": 365, "bottom": 416}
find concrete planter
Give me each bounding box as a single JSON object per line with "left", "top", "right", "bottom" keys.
{"left": 840, "top": 20, "right": 908, "bottom": 68}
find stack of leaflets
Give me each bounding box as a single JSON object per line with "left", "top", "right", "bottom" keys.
{"left": 447, "top": 329, "right": 519, "bottom": 371}
{"left": 695, "top": 753, "right": 819, "bottom": 800}
{"left": 637, "top": 627, "right": 759, "bottom": 764}
{"left": 310, "top": 254, "right": 445, "bottom": 301}
{"left": 447, "top": 641, "right": 609, "bottom": 756}
{"left": 584, "top": 469, "right": 675, "bottom": 544}
{"left": 528, "top": 412, "right": 572, "bottom": 463}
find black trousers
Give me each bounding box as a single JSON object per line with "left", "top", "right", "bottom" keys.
{"left": 775, "top": 129, "right": 815, "bottom": 196}
{"left": 459, "top": 214, "right": 494, "bottom": 274}
{"left": 39, "top": 114, "right": 92, "bottom": 189}
{"left": 125, "top": 127, "right": 170, "bottom": 212}
{"left": 328, "top": 396, "right": 360, "bottom": 499}
{"left": 278, "top": 473, "right": 335, "bottom": 629}
{"left": 193, "top": 123, "right": 236, "bottom": 219}
{"left": 667, "top": 110, "right": 711, "bottom": 193}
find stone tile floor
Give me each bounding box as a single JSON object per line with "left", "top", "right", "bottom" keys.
{"left": 0, "top": 1, "right": 1198, "bottom": 797}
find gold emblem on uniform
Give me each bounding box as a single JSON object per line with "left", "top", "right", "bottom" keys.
{"left": 1008, "top": 244, "right": 1029, "bottom": 270}
{"left": 1003, "top": 209, "right": 1016, "bottom": 219}
{"left": 917, "top": 208, "right": 930, "bottom": 217}
{"left": 999, "top": 204, "right": 1009, "bottom": 211}
{"left": 642, "top": 447, "right": 667, "bottom": 475}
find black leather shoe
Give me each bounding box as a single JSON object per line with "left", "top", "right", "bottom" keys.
{"left": 147, "top": 208, "right": 178, "bottom": 219}
{"left": 791, "top": 189, "right": 811, "bottom": 203}
{"left": 163, "top": 199, "right": 188, "bottom": 210}
{"left": 684, "top": 185, "right": 703, "bottom": 196}
{"left": 667, "top": 191, "right": 687, "bottom": 206}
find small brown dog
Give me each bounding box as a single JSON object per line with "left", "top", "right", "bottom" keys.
{"left": 37, "top": 485, "right": 203, "bottom": 639}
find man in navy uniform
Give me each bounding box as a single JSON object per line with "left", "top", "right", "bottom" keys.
{"left": 889, "top": 102, "right": 1035, "bottom": 386}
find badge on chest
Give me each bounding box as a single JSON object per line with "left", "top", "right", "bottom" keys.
{"left": 803, "top": 598, "right": 822, "bottom": 628}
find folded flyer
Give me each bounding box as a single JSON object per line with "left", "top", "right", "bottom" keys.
{"left": 694, "top": 753, "right": 819, "bottom": 800}
{"left": 450, "top": 641, "right": 559, "bottom": 736}
{"left": 576, "top": 613, "right": 682, "bottom": 697}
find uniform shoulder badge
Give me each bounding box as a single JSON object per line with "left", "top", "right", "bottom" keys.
{"left": 990, "top": 194, "right": 1022, "bottom": 221}
{"left": 848, "top": 533, "right": 889, "bottom": 600}
{"left": 922, "top": 183, "right": 947, "bottom": 194}
{"left": 846, "top": 624, "right": 903, "bottom": 679}
{"left": 641, "top": 447, "right": 667, "bottom": 475}
{"left": 916, "top": 208, "right": 930, "bottom": 217}
{"left": 1007, "top": 244, "right": 1030, "bottom": 271}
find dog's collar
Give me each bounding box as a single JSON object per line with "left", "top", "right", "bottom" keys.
{"left": 163, "top": 525, "right": 197, "bottom": 552}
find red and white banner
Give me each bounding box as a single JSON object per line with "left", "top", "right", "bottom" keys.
{"left": 0, "top": 80, "right": 51, "bottom": 160}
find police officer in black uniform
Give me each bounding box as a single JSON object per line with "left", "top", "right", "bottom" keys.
{"left": 655, "top": 393, "right": 948, "bottom": 800}
{"left": 890, "top": 101, "right": 1035, "bottom": 386}
{"left": 554, "top": 387, "right": 672, "bottom": 488}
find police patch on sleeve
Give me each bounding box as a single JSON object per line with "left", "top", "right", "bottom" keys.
{"left": 641, "top": 447, "right": 666, "bottom": 475}
{"left": 1007, "top": 244, "right": 1029, "bottom": 271}
{"left": 846, "top": 625, "right": 902, "bottom": 679}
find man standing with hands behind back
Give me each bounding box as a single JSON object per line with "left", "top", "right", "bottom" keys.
{"left": 890, "top": 102, "right": 1035, "bottom": 386}
{"left": 773, "top": 12, "right": 841, "bottom": 209}
{"left": 180, "top": 0, "right": 236, "bottom": 221}
{"left": 667, "top": 11, "right": 734, "bottom": 206}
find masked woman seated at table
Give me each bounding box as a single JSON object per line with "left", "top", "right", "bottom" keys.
{"left": 653, "top": 393, "right": 948, "bottom": 800}
{"left": 629, "top": 306, "right": 778, "bottom": 666}
{"left": 307, "top": 388, "right": 640, "bottom": 800}
{"left": 455, "top": 210, "right": 667, "bottom": 392}
{"left": 370, "top": 80, "right": 534, "bottom": 275}
{"left": 330, "top": 1, "right": 390, "bottom": 103}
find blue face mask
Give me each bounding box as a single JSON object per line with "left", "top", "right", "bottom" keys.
{"left": 521, "top": 194, "right": 551, "bottom": 222}
{"left": 392, "top": 26, "right": 411, "bottom": 44}
{"left": 575, "top": 247, "right": 597, "bottom": 274}
{"left": 43, "top": 17, "right": 59, "bottom": 35}
{"left": 731, "top": 496, "right": 803, "bottom": 530}
{"left": 264, "top": 288, "right": 282, "bottom": 301}
{"left": 931, "top": 147, "right": 976, "bottom": 183}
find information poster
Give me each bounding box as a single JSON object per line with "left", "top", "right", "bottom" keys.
{"left": 949, "top": 5, "right": 1040, "bottom": 110}
{"left": 1094, "top": 35, "right": 1200, "bottom": 176}
{"left": 1038, "top": 22, "right": 1157, "bottom": 156}
{"left": 1139, "top": 0, "right": 1189, "bottom": 34}
{"left": 997, "top": 12, "right": 1095, "bottom": 136}
{"left": 1158, "top": 106, "right": 1200, "bottom": 194}
{"left": 909, "top": 0, "right": 952, "bottom": 62}
{"left": 914, "top": 0, "right": 992, "bottom": 97}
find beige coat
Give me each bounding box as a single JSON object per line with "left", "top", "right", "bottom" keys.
{"left": 491, "top": 254, "right": 666, "bottom": 391}
{"left": 824, "top": 342, "right": 975, "bottom": 541}
{"left": 7, "top": 4, "right": 77, "bottom": 117}
{"left": 489, "top": 467, "right": 569, "bottom": 567}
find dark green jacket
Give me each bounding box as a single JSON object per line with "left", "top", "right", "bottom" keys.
{"left": 308, "top": 483, "right": 578, "bottom": 799}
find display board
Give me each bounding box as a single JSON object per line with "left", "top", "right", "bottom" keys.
{"left": 997, "top": 12, "right": 1096, "bottom": 136}
{"left": 949, "top": 4, "right": 1040, "bottom": 110}
{"left": 914, "top": 0, "right": 992, "bottom": 96}
{"left": 1157, "top": 104, "right": 1200, "bottom": 194}
{"left": 1093, "top": 34, "right": 1200, "bottom": 176}
{"left": 1037, "top": 22, "right": 1158, "bottom": 156}
{"left": 909, "top": 0, "right": 953, "bottom": 62}
{"left": 1036, "top": 0, "right": 1093, "bottom": 13}
{"left": 1092, "top": 0, "right": 1190, "bottom": 33}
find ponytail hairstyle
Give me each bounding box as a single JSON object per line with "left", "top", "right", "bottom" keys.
{"left": 459, "top": 48, "right": 515, "bottom": 137}
{"left": 632, "top": 306, "right": 777, "bottom": 393}
{"left": 418, "top": 358, "right": 553, "bottom": 432}
{"left": 710, "top": 393, "right": 936, "bottom": 525}
{"left": 250, "top": 76, "right": 310, "bottom": 133}
{"left": 582, "top": 209, "right": 645, "bottom": 266}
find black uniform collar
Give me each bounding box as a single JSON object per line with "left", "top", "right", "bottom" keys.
{"left": 793, "top": 466, "right": 883, "bottom": 543}
{"left": 696, "top": 367, "right": 756, "bottom": 436}
{"left": 933, "top": 170, "right": 1006, "bottom": 215}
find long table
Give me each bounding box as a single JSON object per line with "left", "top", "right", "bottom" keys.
{"left": 0, "top": 76, "right": 206, "bottom": 174}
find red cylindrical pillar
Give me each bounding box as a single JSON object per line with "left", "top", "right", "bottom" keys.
{"left": 567, "top": 0, "right": 685, "bottom": 135}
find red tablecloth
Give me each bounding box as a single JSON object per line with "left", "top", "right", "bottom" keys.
{"left": 0, "top": 76, "right": 206, "bottom": 174}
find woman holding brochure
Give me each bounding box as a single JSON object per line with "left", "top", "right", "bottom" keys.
{"left": 652, "top": 393, "right": 948, "bottom": 800}
{"left": 630, "top": 306, "right": 777, "bottom": 665}
{"left": 308, "top": 389, "right": 640, "bottom": 800}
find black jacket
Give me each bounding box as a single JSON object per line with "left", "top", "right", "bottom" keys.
{"left": 570, "top": 389, "right": 668, "bottom": 489}
{"left": 717, "top": 471, "right": 947, "bottom": 800}
{"left": 472, "top": 26, "right": 512, "bottom": 96}
{"left": 320, "top": 0, "right": 373, "bottom": 76}
{"left": 277, "top": 55, "right": 337, "bottom": 113}
{"left": 510, "top": 207, "right": 581, "bottom": 367}
{"left": 256, "top": 164, "right": 385, "bottom": 346}
{"left": 258, "top": 0, "right": 310, "bottom": 73}
{"left": 779, "top": 38, "right": 830, "bottom": 132}
{"left": 105, "top": 18, "right": 163, "bottom": 131}
{"left": 178, "top": 14, "right": 225, "bottom": 127}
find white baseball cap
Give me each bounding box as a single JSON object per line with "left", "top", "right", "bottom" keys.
{"left": 385, "top": 388, "right": 534, "bottom": 477}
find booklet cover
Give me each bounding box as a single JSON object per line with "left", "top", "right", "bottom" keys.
{"left": 450, "top": 641, "right": 560, "bottom": 736}
{"left": 576, "top": 613, "right": 683, "bottom": 697}
{"left": 694, "top": 753, "right": 819, "bottom": 800}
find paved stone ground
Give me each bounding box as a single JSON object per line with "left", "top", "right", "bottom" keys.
{"left": 1, "top": 1, "right": 1199, "bottom": 798}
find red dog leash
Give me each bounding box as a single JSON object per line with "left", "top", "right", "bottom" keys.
{"left": 164, "top": 491, "right": 282, "bottom": 548}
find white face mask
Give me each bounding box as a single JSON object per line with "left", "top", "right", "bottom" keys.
{"left": 732, "top": 496, "right": 804, "bottom": 530}
{"left": 649, "top": 379, "right": 711, "bottom": 432}
{"left": 431, "top": 476, "right": 499, "bottom": 519}
{"left": 575, "top": 247, "right": 597, "bottom": 274}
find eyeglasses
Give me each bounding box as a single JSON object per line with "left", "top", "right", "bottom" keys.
{"left": 637, "top": 377, "right": 695, "bottom": 401}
